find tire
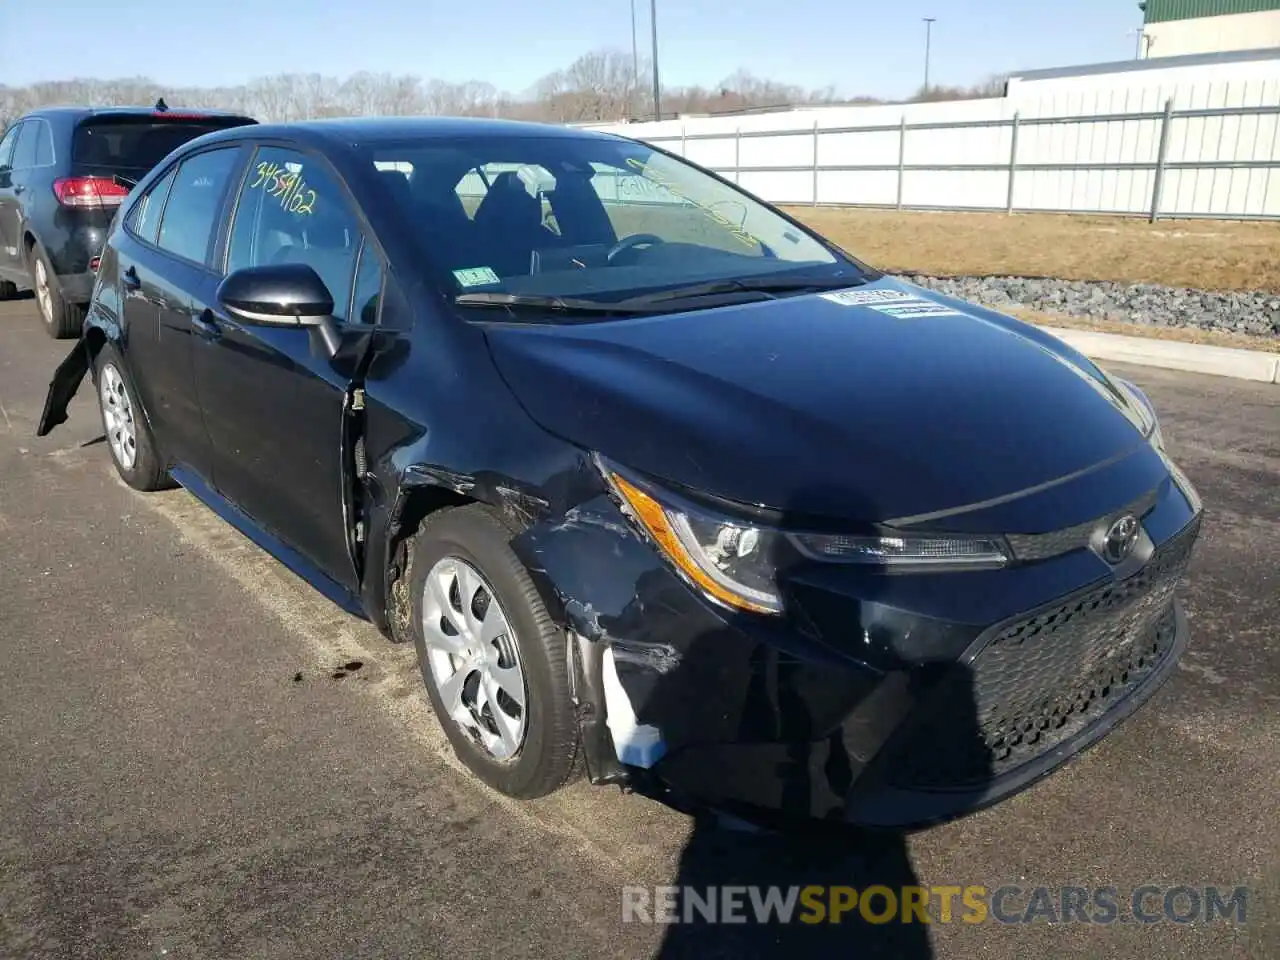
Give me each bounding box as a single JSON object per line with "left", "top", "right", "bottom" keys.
{"left": 0, "top": 279, "right": 18, "bottom": 300}
{"left": 94, "top": 343, "right": 172, "bottom": 492}
{"left": 29, "top": 243, "right": 84, "bottom": 339}
{"left": 410, "top": 505, "right": 580, "bottom": 799}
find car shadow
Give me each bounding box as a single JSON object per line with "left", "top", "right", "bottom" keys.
{"left": 624, "top": 485, "right": 993, "bottom": 957}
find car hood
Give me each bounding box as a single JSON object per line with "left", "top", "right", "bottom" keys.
{"left": 482, "top": 278, "right": 1158, "bottom": 526}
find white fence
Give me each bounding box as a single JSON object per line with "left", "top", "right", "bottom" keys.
{"left": 583, "top": 69, "right": 1280, "bottom": 220}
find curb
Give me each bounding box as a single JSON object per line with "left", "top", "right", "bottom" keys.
{"left": 1038, "top": 326, "right": 1280, "bottom": 385}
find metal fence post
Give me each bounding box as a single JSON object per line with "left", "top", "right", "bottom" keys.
{"left": 1149, "top": 98, "right": 1174, "bottom": 222}
{"left": 896, "top": 115, "right": 907, "bottom": 210}
{"left": 734, "top": 127, "right": 741, "bottom": 183}
{"left": 1006, "top": 112, "right": 1020, "bottom": 214}
{"left": 680, "top": 123, "right": 686, "bottom": 157}
{"left": 812, "top": 120, "right": 820, "bottom": 206}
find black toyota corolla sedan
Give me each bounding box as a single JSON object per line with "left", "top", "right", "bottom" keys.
{"left": 37, "top": 117, "right": 1202, "bottom": 827}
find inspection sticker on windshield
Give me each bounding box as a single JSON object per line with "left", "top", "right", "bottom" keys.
{"left": 453, "top": 266, "right": 501, "bottom": 288}
{"left": 820, "top": 288, "right": 964, "bottom": 318}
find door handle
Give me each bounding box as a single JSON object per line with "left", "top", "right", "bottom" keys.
{"left": 191, "top": 308, "right": 221, "bottom": 341}
{"left": 122, "top": 266, "right": 141, "bottom": 291}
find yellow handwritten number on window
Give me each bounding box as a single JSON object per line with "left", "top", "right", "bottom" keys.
{"left": 250, "top": 161, "right": 317, "bottom": 216}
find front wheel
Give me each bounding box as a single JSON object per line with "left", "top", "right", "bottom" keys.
{"left": 410, "top": 505, "right": 580, "bottom": 799}
{"left": 94, "top": 344, "right": 173, "bottom": 492}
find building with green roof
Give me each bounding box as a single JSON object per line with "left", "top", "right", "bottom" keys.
{"left": 1138, "top": 1, "right": 1280, "bottom": 56}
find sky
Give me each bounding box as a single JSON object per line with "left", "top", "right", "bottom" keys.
{"left": 1, "top": 0, "right": 1146, "bottom": 101}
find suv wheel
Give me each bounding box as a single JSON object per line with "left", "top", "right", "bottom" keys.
{"left": 94, "top": 343, "right": 173, "bottom": 492}
{"left": 29, "top": 244, "right": 84, "bottom": 339}
{"left": 0, "top": 279, "right": 17, "bottom": 299}
{"left": 410, "top": 505, "right": 580, "bottom": 799}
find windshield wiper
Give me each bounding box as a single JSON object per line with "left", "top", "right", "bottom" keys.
{"left": 615, "top": 274, "right": 866, "bottom": 307}
{"left": 454, "top": 292, "right": 652, "bottom": 314}
{"left": 455, "top": 274, "right": 867, "bottom": 316}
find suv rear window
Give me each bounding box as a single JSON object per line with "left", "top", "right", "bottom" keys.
{"left": 72, "top": 116, "right": 253, "bottom": 177}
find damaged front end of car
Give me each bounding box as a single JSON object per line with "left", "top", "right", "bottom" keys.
{"left": 36, "top": 330, "right": 104, "bottom": 438}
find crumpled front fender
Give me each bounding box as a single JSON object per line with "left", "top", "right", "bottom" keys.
{"left": 37, "top": 337, "right": 98, "bottom": 437}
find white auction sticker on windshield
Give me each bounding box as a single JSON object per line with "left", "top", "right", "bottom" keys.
{"left": 820, "top": 288, "right": 964, "bottom": 318}
{"left": 453, "top": 266, "right": 501, "bottom": 288}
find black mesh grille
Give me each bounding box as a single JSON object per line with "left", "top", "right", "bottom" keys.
{"left": 884, "top": 516, "right": 1200, "bottom": 790}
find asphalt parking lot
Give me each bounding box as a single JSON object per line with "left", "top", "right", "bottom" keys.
{"left": 0, "top": 296, "right": 1276, "bottom": 959}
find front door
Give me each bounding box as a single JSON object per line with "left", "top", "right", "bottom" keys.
{"left": 193, "top": 144, "right": 386, "bottom": 589}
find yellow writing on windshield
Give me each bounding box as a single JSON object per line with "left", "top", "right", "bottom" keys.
{"left": 250, "top": 161, "right": 317, "bottom": 216}
{"left": 624, "top": 157, "right": 760, "bottom": 251}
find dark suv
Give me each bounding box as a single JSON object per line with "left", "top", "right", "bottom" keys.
{"left": 0, "top": 104, "right": 255, "bottom": 338}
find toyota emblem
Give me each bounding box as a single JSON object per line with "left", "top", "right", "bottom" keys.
{"left": 1102, "top": 514, "right": 1140, "bottom": 565}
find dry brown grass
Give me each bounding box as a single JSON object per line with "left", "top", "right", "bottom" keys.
{"left": 783, "top": 207, "right": 1280, "bottom": 294}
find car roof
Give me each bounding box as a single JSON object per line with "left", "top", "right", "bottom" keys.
{"left": 192, "top": 115, "right": 628, "bottom": 149}
{"left": 19, "top": 106, "right": 254, "bottom": 122}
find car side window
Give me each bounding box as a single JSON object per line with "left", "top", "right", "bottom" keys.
{"left": 0, "top": 124, "right": 22, "bottom": 169}
{"left": 350, "top": 241, "right": 385, "bottom": 325}
{"left": 33, "top": 121, "right": 54, "bottom": 167}
{"left": 156, "top": 148, "right": 240, "bottom": 266}
{"left": 227, "top": 146, "right": 364, "bottom": 321}
{"left": 11, "top": 122, "right": 38, "bottom": 170}
{"left": 128, "top": 166, "right": 178, "bottom": 245}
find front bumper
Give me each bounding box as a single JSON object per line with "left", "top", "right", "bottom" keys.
{"left": 657, "top": 521, "right": 1197, "bottom": 828}
{"left": 513, "top": 459, "right": 1202, "bottom": 829}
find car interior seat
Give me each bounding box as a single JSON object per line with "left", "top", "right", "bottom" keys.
{"left": 470, "top": 171, "right": 547, "bottom": 277}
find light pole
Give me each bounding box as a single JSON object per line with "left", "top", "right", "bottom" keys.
{"left": 922, "top": 17, "right": 936, "bottom": 94}
{"left": 650, "top": 0, "right": 662, "bottom": 122}
{"left": 630, "top": 0, "right": 640, "bottom": 118}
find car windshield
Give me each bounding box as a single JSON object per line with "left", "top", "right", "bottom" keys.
{"left": 363, "top": 134, "right": 864, "bottom": 316}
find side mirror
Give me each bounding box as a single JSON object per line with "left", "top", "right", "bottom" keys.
{"left": 216, "top": 262, "right": 335, "bottom": 327}
{"left": 217, "top": 262, "right": 345, "bottom": 356}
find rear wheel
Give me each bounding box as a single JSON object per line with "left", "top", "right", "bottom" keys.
{"left": 29, "top": 244, "right": 84, "bottom": 339}
{"left": 94, "top": 343, "right": 172, "bottom": 492}
{"left": 410, "top": 505, "right": 580, "bottom": 799}
{"left": 0, "top": 279, "right": 17, "bottom": 300}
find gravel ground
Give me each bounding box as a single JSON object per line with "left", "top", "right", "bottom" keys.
{"left": 901, "top": 274, "right": 1280, "bottom": 341}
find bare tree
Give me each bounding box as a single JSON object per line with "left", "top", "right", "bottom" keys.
{"left": 0, "top": 51, "right": 1004, "bottom": 131}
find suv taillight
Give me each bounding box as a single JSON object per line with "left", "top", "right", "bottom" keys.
{"left": 52, "top": 176, "right": 130, "bottom": 208}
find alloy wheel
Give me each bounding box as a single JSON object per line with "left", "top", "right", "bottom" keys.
{"left": 33, "top": 258, "right": 52, "bottom": 324}
{"left": 99, "top": 363, "right": 138, "bottom": 471}
{"left": 421, "top": 556, "right": 529, "bottom": 760}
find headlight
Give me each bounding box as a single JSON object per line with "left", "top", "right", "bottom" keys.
{"left": 1115, "top": 377, "right": 1162, "bottom": 447}
{"left": 788, "top": 532, "right": 1009, "bottom": 568}
{"left": 598, "top": 458, "right": 1010, "bottom": 616}
{"left": 604, "top": 468, "right": 786, "bottom": 614}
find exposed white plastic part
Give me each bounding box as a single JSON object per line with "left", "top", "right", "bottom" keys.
{"left": 601, "top": 646, "right": 666, "bottom": 768}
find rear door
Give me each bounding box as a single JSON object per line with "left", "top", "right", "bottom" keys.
{"left": 194, "top": 143, "right": 386, "bottom": 588}
{"left": 118, "top": 145, "right": 246, "bottom": 481}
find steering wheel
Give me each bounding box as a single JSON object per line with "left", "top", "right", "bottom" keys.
{"left": 606, "top": 233, "right": 665, "bottom": 264}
